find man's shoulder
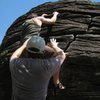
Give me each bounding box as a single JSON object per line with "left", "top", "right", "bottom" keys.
{"left": 9, "top": 58, "right": 28, "bottom": 66}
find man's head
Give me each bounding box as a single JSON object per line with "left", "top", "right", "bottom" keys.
{"left": 26, "top": 36, "right": 46, "bottom": 53}
{"left": 26, "top": 36, "right": 56, "bottom": 58}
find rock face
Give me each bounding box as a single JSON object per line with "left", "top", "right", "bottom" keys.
{"left": 0, "top": 0, "right": 100, "bottom": 100}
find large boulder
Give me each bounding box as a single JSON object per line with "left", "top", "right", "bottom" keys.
{"left": 0, "top": 0, "right": 100, "bottom": 100}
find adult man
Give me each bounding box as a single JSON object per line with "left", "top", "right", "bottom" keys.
{"left": 10, "top": 36, "right": 66, "bottom": 100}
{"left": 22, "top": 11, "right": 59, "bottom": 40}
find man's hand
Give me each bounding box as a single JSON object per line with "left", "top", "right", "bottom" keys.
{"left": 49, "top": 38, "right": 59, "bottom": 48}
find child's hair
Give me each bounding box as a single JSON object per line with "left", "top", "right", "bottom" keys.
{"left": 27, "top": 13, "right": 38, "bottom": 19}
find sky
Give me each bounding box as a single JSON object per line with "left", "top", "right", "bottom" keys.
{"left": 0, "top": 0, "right": 100, "bottom": 44}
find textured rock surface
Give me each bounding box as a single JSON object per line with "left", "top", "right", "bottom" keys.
{"left": 0, "top": 0, "right": 100, "bottom": 100}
